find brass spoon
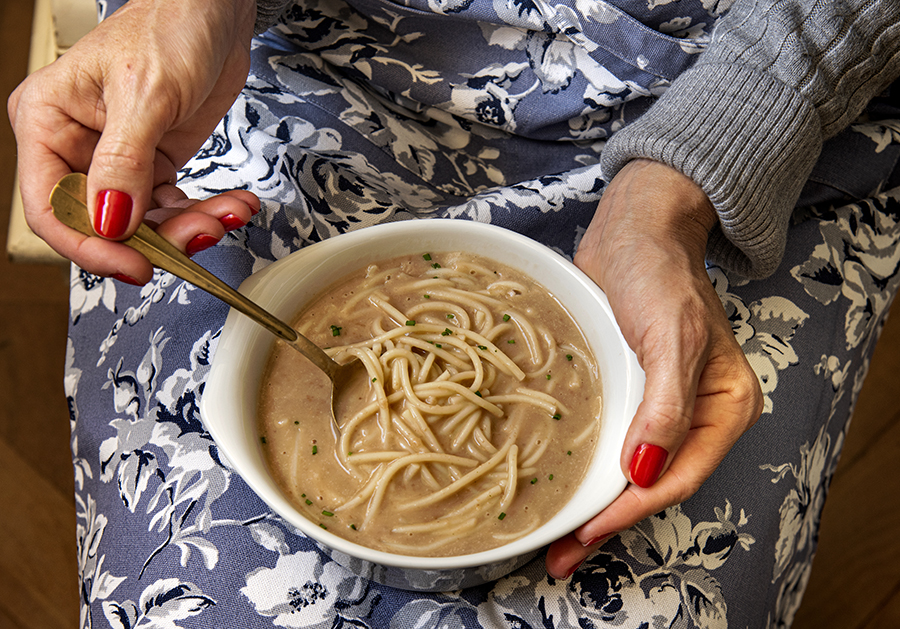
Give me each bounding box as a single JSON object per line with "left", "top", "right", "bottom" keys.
{"left": 49, "top": 172, "right": 362, "bottom": 427}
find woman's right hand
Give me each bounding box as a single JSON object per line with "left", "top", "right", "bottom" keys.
{"left": 7, "top": 0, "right": 259, "bottom": 283}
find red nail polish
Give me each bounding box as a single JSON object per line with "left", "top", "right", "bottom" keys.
{"left": 186, "top": 234, "right": 220, "bottom": 256}
{"left": 111, "top": 273, "right": 144, "bottom": 286}
{"left": 630, "top": 444, "right": 668, "bottom": 488}
{"left": 583, "top": 532, "right": 614, "bottom": 547}
{"left": 219, "top": 213, "right": 246, "bottom": 231}
{"left": 94, "top": 190, "right": 133, "bottom": 238}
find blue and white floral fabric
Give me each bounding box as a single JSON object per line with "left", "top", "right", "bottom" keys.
{"left": 70, "top": 1, "right": 900, "bottom": 627}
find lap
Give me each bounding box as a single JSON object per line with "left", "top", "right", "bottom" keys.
{"left": 67, "top": 19, "right": 900, "bottom": 629}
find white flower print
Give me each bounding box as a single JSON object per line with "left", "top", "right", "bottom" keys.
{"left": 851, "top": 119, "right": 900, "bottom": 153}
{"left": 445, "top": 62, "right": 533, "bottom": 132}
{"left": 71, "top": 267, "right": 117, "bottom": 325}
{"left": 814, "top": 354, "right": 851, "bottom": 391}
{"left": 67, "top": 0, "right": 867, "bottom": 625}
{"left": 768, "top": 560, "right": 813, "bottom": 629}
{"left": 710, "top": 267, "right": 809, "bottom": 413}
{"left": 791, "top": 190, "right": 900, "bottom": 350}
{"left": 96, "top": 270, "right": 183, "bottom": 366}
{"left": 701, "top": 0, "right": 736, "bottom": 16}
{"left": 242, "top": 551, "right": 372, "bottom": 628}
{"left": 77, "top": 494, "right": 127, "bottom": 629}
{"left": 647, "top": 0, "right": 679, "bottom": 9}
{"left": 102, "top": 579, "right": 215, "bottom": 629}
{"left": 390, "top": 599, "right": 471, "bottom": 629}
{"left": 761, "top": 424, "right": 844, "bottom": 627}
{"left": 761, "top": 426, "right": 842, "bottom": 584}
{"left": 477, "top": 503, "right": 753, "bottom": 629}
{"left": 576, "top": 0, "right": 621, "bottom": 25}
{"left": 93, "top": 328, "right": 290, "bottom": 580}
{"left": 66, "top": 338, "right": 96, "bottom": 494}
{"left": 661, "top": 17, "right": 710, "bottom": 40}
{"left": 444, "top": 163, "right": 605, "bottom": 232}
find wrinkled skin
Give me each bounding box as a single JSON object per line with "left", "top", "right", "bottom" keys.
{"left": 7, "top": 0, "right": 260, "bottom": 283}
{"left": 547, "top": 159, "right": 763, "bottom": 577}
{"left": 7, "top": 0, "right": 763, "bottom": 580}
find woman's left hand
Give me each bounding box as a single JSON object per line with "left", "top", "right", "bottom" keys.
{"left": 545, "top": 159, "right": 764, "bottom": 579}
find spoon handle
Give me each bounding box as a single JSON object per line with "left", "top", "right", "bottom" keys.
{"left": 49, "top": 173, "right": 338, "bottom": 377}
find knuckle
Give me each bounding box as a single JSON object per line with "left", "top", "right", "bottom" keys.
{"left": 645, "top": 403, "right": 692, "bottom": 442}
{"left": 92, "top": 138, "right": 152, "bottom": 174}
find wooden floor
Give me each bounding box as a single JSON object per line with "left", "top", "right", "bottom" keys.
{"left": 2, "top": 0, "right": 900, "bottom": 626}
{"left": 1, "top": 2, "right": 77, "bottom": 628}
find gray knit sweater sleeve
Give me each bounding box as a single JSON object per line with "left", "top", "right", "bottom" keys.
{"left": 255, "top": 0, "right": 291, "bottom": 33}
{"left": 601, "top": 0, "right": 900, "bottom": 279}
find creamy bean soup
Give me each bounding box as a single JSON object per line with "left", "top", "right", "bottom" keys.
{"left": 257, "top": 252, "right": 602, "bottom": 556}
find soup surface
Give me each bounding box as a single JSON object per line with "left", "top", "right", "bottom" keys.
{"left": 257, "top": 251, "right": 601, "bottom": 556}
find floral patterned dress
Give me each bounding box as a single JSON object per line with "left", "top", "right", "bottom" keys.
{"left": 69, "top": 0, "right": 900, "bottom": 627}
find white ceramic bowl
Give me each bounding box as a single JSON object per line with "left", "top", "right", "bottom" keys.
{"left": 200, "top": 219, "right": 644, "bottom": 591}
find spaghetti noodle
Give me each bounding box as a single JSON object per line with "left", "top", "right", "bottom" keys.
{"left": 257, "top": 252, "right": 601, "bottom": 556}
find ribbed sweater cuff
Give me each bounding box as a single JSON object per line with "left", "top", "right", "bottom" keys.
{"left": 255, "top": 0, "right": 291, "bottom": 33}
{"left": 601, "top": 63, "right": 823, "bottom": 279}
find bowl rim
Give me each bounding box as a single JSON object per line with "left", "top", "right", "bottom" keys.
{"left": 201, "top": 219, "right": 644, "bottom": 570}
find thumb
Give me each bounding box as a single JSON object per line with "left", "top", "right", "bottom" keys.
{"left": 621, "top": 326, "right": 707, "bottom": 488}
{"left": 86, "top": 101, "right": 171, "bottom": 240}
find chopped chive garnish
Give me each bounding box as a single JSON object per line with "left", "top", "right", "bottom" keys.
{"left": 432, "top": 263, "right": 441, "bottom": 269}
{"left": 546, "top": 374, "right": 552, "bottom": 380}
{"left": 498, "top": 512, "right": 507, "bottom": 520}
{"left": 319, "top": 523, "right": 328, "bottom": 530}
{"left": 330, "top": 325, "right": 342, "bottom": 337}
{"left": 508, "top": 339, "right": 516, "bottom": 344}
{"left": 371, "top": 377, "right": 377, "bottom": 382}
{"left": 305, "top": 499, "right": 313, "bottom": 505}
{"left": 549, "top": 474, "right": 554, "bottom": 480}
{"left": 435, "top": 343, "right": 442, "bottom": 348}
{"left": 260, "top": 436, "right": 267, "bottom": 444}
{"left": 442, "top": 328, "right": 453, "bottom": 336}
{"left": 503, "top": 314, "right": 511, "bottom": 322}
{"left": 301, "top": 494, "right": 306, "bottom": 497}
{"left": 477, "top": 345, "right": 487, "bottom": 350}
{"left": 406, "top": 320, "right": 416, "bottom": 326}
{"left": 294, "top": 421, "right": 300, "bottom": 425}
{"left": 446, "top": 313, "right": 454, "bottom": 319}
{"left": 567, "top": 450, "right": 572, "bottom": 455}
{"left": 350, "top": 524, "right": 357, "bottom": 530}
{"left": 552, "top": 413, "right": 561, "bottom": 420}
{"left": 322, "top": 510, "right": 334, "bottom": 517}
{"left": 566, "top": 354, "right": 573, "bottom": 361}
{"left": 475, "top": 391, "right": 482, "bottom": 397}
{"left": 423, "top": 294, "right": 430, "bottom": 299}
{"left": 530, "top": 478, "right": 538, "bottom": 485}
{"left": 312, "top": 445, "right": 318, "bottom": 455}
{"left": 423, "top": 253, "right": 432, "bottom": 261}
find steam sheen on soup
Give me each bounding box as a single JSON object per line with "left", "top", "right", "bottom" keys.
{"left": 257, "top": 252, "right": 602, "bottom": 556}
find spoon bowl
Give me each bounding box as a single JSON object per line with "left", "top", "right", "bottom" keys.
{"left": 48, "top": 172, "right": 364, "bottom": 427}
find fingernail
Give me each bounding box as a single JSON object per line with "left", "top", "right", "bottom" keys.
{"left": 564, "top": 559, "right": 585, "bottom": 579}
{"left": 219, "top": 213, "right": 246, "bottom": 231}
{"left": 247, "top": 201, "right": 260, "bottom": 216}
{"left": 186, "top": 234, "right": 220, "bottom": 256}
{"left": 630, "top": 443, "right": 668, "bottom": 488}
{"left": 582, "top": 532, "right": 614, "bottom": 547}
{"left": 111, "top": 273, "right": 144, "bottom": 286}
{"left": 94, "top": 190, "right": 133, "bottom": 238}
